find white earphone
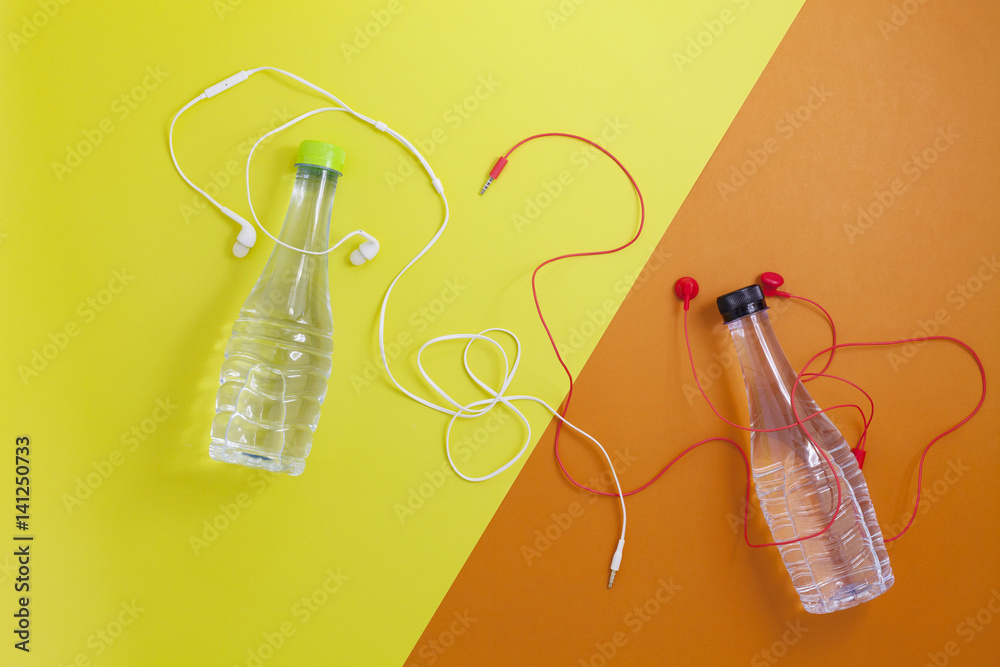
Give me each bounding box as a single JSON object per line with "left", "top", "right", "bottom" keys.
{"left": 168, "top": 68, "right": 409, "bottom": 264}
{"left": 227, "top": 209, "right": 256, "bottom": 258}
{"left": 350, "top": 238, "right": 380, "bottom": 266}
{"left": 168, "top": 68, "right": 628, "bottom": 587}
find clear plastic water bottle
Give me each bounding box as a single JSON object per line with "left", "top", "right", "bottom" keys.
{"left": 210, "top": 140, "right": 345, "bottom": 476}
{"left": 717, "top": 285, "right": 893, "bottom": 613}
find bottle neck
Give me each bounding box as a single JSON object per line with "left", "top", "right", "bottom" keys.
{"left": 277, "top": 165, "right": 339, "bottom": 252}
{"left": 726, "top": 310, "right": 801, "bottom": 413}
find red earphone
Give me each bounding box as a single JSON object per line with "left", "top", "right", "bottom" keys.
{"left": 663, "top": 271, "right": 985, "bottom": 546}
{"left": 759, "top": 271, "right": 790, "bottom": 298}
{"left": 672, "top": 276, "right": 699, "bottom": 310}
{"left": 673, "top": 272, "right": 789, "bottom": 305}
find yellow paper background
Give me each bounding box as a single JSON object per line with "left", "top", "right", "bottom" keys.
{"left": 0, "top": 1, "right": 803, "bottom": 664}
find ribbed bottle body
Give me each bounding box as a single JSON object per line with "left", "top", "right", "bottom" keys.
{"left": 210, "top": 166, "right": 337, "bottom": 476}
{"left": 728, "top": 310, "right": 892, "bottom": 613}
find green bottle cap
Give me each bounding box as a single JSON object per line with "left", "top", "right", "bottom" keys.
{"left": 295, "top": 140, "right": 346, "bottom": 174}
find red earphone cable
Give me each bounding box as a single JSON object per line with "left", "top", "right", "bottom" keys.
{"left": 486, "top": 133, "right": 647, "bottom": 505}
{"left": 788, "top": 335, "right": 986, "bottom": 541}
{"left": 494, "top": 136, "right": 848, "bottom": 547}
{"left": 486, "top": 137, "right": 987, "bottom": 549}
{"left": 789, "top": 294, "right": 837, "bottom": 381}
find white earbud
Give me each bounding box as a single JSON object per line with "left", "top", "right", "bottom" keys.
{"left": 170, "top": 69, "right": 423, "bottom": 264}
{"left": 350, "top": 238, "right": 379, "bottom": 266}
{"left": 222, "top": 207, "right": 257, "bottom": 258}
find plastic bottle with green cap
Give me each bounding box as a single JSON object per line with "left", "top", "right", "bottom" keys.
{"left": 210, "top": 140, "right": 346, "bottom": 475}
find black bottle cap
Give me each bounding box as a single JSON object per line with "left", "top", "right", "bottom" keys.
{"left": 717, "top": 285, "right": 768, "bottom": 323}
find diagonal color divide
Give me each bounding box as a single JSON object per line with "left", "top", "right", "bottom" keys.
{"left": 0, "top": 1, "right": 806, "bottom": 665}
{"left": 407, "top": 0, "right": 1000, "bottom": 665}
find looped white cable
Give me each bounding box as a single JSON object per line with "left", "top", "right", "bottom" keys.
{"left": 413, "top": 330, "right": 534, "bottom": 482}
{"left": 411, "top": 328, "right": 627, "bottom": 538}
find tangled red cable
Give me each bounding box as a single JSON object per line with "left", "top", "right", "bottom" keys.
{"left": 484, "top": 133, "right": 987, "bottom": 548}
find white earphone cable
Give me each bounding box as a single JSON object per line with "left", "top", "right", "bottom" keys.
{"left": 169, "top": 96, "right": 217, "bottom": 209}
{"left": 169, "top": 68, "right": 628, "bottom": 585}
{"left": 244, "top": 106, "right": 377, "bottom": 256}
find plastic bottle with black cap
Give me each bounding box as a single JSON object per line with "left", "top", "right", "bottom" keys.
{"left": 717, "top": 284, "right": 893, "bottom": 613}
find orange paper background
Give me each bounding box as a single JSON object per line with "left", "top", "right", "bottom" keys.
{"left": 408, "top": 0, "right": 1000, "bottom": 665}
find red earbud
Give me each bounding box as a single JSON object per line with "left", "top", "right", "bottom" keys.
{"left": 674, "top": 277, "right": 699, "bottom": 311}
{"left": 760, "top": 272, "right": 790, "bottom": 298}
